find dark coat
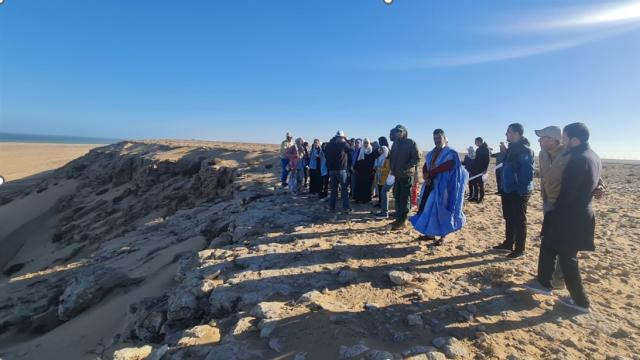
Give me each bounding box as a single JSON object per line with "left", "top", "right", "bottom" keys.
{"left": 474, "top": 143, "right": 490, "bottom": 175}
{"left": 544, "top": 143, "right": 601, "bottom": 252}
{"left": 389, "top": 128, "right": 420, "bottom": 178}
{"left": 325, "top": 136, "right": 353, "bottom": 171}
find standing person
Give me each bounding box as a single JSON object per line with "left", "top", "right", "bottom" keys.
{"left": 350, "top": 139, "right": 362, "bottom": 199}
{"left": 308, "top": 139, "right": 324, "bottom": 195}
{"left": 491, "top": 142, "right": 507, "bottom": 194}
{"left": 524, "top": 123, "right": 602, "bottom": 313}
{"left": 463, "top": 146, "right": 476, "bottom": 200}
{"left": 472, "top": 137, "right": 491, "bottom": 203}
{"left": 374, "top": 145, "right": 390, "bottom": 209}
{"left": 388, "top": 125, "right": 420, "bottom": 231}
{"left": 411, "top": 129, "right": 468, "bottom": 245}
{"left": 319, "top": 142, "right": 330, "bottom": 199}
{"left": 280, "top": 132, "right": 294, "bottom": 187}
{"left": 491, "top": 123, "right": 534, "bottom": 259}
{"left": 378, "top": 136, "right": 390, "bottom": 149}
{"left": 531, "top": 126, "right": 570, "bottom": 289}
{"left": 354, "top": 138, "right": 376, "bottom": 204}
{"left": 285, "top": 138, "right": 306, "bottom": 194}
{"left": 302, "top": 141, "right": 311, "bottom": 188}
{"left": 325, "top": 131, "right": 354, "bottom": 212}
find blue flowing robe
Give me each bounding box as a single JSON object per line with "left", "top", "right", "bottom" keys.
{"left": 410, "top": 146, "right": 468, "bottom": 236}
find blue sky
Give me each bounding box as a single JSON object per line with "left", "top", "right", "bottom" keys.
{"left": 1, "top": 0, "right": 639, "bottom": 159}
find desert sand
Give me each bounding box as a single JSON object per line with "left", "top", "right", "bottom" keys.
{"left": 0, "top": 143, "right": 101, "bottom": 182}
{"left": 0, "top": 140, "right": 638, "bottom": 360}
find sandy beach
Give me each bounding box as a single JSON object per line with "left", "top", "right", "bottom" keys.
{"left": 0, "top": 143, "right": 101, "bottom": 182}
{"left": 0, "top": 140, "right": 638, "bottom": 360}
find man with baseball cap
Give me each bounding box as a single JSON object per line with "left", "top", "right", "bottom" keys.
{"left": 280, "top": 132, "right": 294, "bottom": 187}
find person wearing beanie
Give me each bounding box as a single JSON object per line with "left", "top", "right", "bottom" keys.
{"left": 388, "top": 124, "right": 420, "bottom": 231}
{"left": 324, "top": 130, "right": 354, "bottom": 212}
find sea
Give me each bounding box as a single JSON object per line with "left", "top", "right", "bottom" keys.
{"left": 0, "top": 132, "right": 123, "bottom": 145}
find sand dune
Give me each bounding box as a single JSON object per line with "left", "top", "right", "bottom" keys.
{"left": 0, "top": 140, "right": 638, "bottom": 360}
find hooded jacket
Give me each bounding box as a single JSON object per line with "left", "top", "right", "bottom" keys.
{"left": 501, "top": 137, "right": 534, "bottom": 195}
{"left": 388, "top": 125, "right": 420, "bottom": 178}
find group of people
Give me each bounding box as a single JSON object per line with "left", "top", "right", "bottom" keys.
{"left": 279, "top": 121, "right": 603, "bottom": 314}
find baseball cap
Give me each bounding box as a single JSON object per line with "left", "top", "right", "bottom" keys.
{"left": 534, "top": 126, "right": 562, "bottom": 142}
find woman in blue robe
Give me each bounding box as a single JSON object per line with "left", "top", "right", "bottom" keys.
{"left": 411, "top": 129, "right": 468, "bottom": 245}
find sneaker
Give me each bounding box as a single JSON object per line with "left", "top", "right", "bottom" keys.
{"left": 507, "top": 251, "right": 524, "bottom": 259}
{"left": 492, "top": 243, "right": 513, "bottom": 252}
{"left": 557, "top": 296, "right": 591, "bottom": 313}
{"left": 375, "top": 212, "right": 388, "bottom": 219}
{"left": 522, "top": 280, "right": 553, "bottom": 296}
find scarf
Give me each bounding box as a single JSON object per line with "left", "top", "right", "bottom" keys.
{"left": 357, "top": 138, "right": 373, "bottom": 161}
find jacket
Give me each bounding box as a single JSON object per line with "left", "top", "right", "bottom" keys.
{"left": 544, "top": 143, "right": 601, "bottom": 252}
{"left": 538, "top": 144, "right": 569, "bottom": 208}
{"left": 389, "top": 129, "right": 420, "bottom": 178}
{"left": 474, "top": 143, "right": 490, "bottom": 175}
{"left": 501, "top": 137, "right": 534, "bottom": 195}
{"left": 325, "top": 136, "right": 354, "bottom": 171}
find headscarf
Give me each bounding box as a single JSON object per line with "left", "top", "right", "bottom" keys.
{"left": 375, "top": 145, "right": 390, "bottom": 167}
{"left": 467, "top": 146, "right": 476, "bottom": 159}
{"left": 358, "top": 138, "right": 373, "bottom": 161}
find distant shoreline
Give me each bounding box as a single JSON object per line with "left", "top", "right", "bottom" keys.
{"left": 0, "top": 132, "right": 122, "bottom": 145}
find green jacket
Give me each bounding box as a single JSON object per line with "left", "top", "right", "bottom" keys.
{"left": 389, "top": 134, "right": 420, "bottom": 178}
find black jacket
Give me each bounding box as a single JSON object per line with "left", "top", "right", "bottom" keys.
{"left": 474, "top": 143, "right": 490, "bottom": 175}
{"left": 325, "top": 136, "right": 354, "bottom": 171}
{"left": 544, "top": 143, "right": 601, "bottom": 252}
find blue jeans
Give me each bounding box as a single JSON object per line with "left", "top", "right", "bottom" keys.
{"left": 380, "top": 183, "right": 393, "bottom": 214}
{"left": 329, "top": 170, "right": 350, "bottom": 210}
{"left": 280, "top": 158, "right": 290, "bottom": 185}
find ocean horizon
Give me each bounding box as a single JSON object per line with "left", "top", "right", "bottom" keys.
{"left": 0, "top": 132, "right": 123, "bottom": 145}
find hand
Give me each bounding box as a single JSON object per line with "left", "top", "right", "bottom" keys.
{"left": 592, "top": 186, "right": 605, "bottom": 199}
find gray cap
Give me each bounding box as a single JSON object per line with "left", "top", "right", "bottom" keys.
{"left": 336, "top": 130, "right": 345, "bottom": 137}
{"left": 535, "top": 126, "right": 562, "bottom": 142}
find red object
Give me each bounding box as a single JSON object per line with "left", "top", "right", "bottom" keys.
{"left": 411, "top": 183, "right": 418, "bottom": 207}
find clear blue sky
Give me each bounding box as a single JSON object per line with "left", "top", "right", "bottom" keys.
{"left": 1, "top": 0, "right": 639, "bottom": 159}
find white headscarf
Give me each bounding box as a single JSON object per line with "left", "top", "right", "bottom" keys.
{"left": 375, "top": 145, "right": 390, "bottom": 167}
{"left": 467, "top": 146, "right": 475, "bottom": 159}
{"left": 358, "top": 138, "right": 373, "bottom": 161}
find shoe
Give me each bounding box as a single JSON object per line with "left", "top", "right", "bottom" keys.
{"left": 375, "top": 212, "right": 388, "bottom": 219}
{"left": 507, "top": 251, "right": 524, "bottom": 259}
{"left": 418, "top": 235, "right": 436, "bottom": 241}
{"left": 522, "top": 280, "right": 553, "bottom": 296}
{"left": 391, "top": 221, "right": 407, "bottom": 231}
{"left": 492, "top": 243, "right": 513, "bottom": 252}
{"left": 557, "top": 296, "right": 591, "bottom": 313}
{"left": 342, "top": 208, "right": 353, "bottom": 214}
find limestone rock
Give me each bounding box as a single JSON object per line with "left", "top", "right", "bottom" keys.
{"left": 388, "top": 271, "right": 414, "bottom": 285}
{"left": 58, "top": 266, "right": 135, "bottom": 321}
{"left": 250, "top": 301, "right": 286, "bottom": 320}
{"left": 231, "top": 316, "right": 258, "bottom": 336}
{"left": 113, "top": 345, "right": 153, "bottom": 360}
{"left": 177, "top": 324, "right": 221, "bottom": 347}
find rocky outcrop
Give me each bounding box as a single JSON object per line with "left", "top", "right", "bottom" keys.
{"left": 58, "top": 265, "right": 139, "bottom": 321}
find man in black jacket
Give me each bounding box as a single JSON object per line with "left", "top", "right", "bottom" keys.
{"left": 388, "top": 125, "right": 420, "bottom": 230}
{"left": 325, "top": 131, "right": 354, "bottom": 212}
{"left": 470, "top": 137, "right": 490, "bottom": 203}
{"left": 524, "top": 122, "right": 601, "bottom": 313}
